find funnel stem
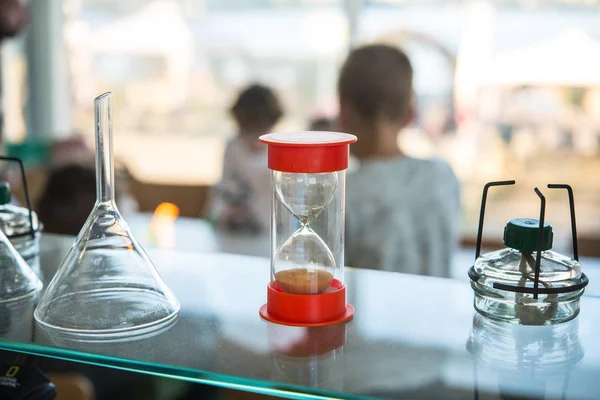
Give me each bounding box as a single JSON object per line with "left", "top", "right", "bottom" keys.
{"left": 94, "top": 92, "right": 115, "bottom": 204}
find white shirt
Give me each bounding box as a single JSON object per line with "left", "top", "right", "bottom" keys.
{"left": 209, "top": 137, "right": 271, "bottom": 232}
{"left": 345, "top": 156, "right": 460, "bottom": 278}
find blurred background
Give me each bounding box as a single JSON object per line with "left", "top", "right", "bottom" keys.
{"left": 2, "top": 0, "right": 600, "bottom": 256}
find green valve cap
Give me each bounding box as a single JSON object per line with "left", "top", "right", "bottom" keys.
{"left": 503, "top": 217, "right": 553, "bottom": 252}
{"left": 0, "top": 182, "right": 11, "bottom": 205}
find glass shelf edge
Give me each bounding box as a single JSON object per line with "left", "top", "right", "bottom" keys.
{"left": 0, "top": 340, "right": 373, "bottom": 400}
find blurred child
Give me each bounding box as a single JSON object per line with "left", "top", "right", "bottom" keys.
{"left": 209, "top": 84, "right": 283, "bottom": 233}
{"left": 37, "top": 164, "right": 96, "bottom": 236}
{"left": 37, "top": 162, "right": 137, "bottom": 235}
{"left": 308, "top": 116, "right": 337, "bottom": 131}
{"left": 338, "top": 44, "right": 460, "bottom": 277}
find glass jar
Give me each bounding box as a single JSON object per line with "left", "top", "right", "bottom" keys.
{"left": 470, "top": 218, "right": 587, "bottom": 325}
{"left": 0, "top": 182, "right": 42, "bottom": 279}
{"left": 259, "top": 132, "right": 356, "bottom": 326}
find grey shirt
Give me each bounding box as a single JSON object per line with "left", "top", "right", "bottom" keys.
{"left": 345, "top": 156, "right": 460, "bottom": 278}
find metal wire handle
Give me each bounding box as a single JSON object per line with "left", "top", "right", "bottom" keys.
{"left": 533, "top": 187, "right": 546, "bottom": 299}
{"left": 547, "top": 184, "right": 579, "bottom": 261}
{"left": 0, "top": 156, "right": 36, "bottom": 239}
{"left": 475, "top": 180, "right": 516, "bottom": 260}
{"left": 470, "top": 181, "right": 589, "bottom": 295}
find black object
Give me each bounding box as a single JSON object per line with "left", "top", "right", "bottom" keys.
{"left": 502, "top": 218, "right": 553, "bottom": 253}
{"left": 469, "top": 181, "right": 588, "bottom": 297}
{"left": 0, "top": 156, "right": 37, "bottom": 240}
{"left": 0, "top": 359, "right": 56, "bottom": 400}
{"left": 0, "top": 303, "right": 10, "bottom": 336}
{"left": 548, "top": 184, "right": 578, "bottom": 261}
{"left": 532, "top": 187, "right": 546, "bottom": 299}
{"left": 474, "top": 180, "right": 515, "bottom": 259}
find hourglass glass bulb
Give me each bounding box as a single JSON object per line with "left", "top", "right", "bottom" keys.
{"left": 274, "top": 226, "right": 335, "bottom": 294}
{"left": 275, "top": 172, "right": 338, "bottom": 224}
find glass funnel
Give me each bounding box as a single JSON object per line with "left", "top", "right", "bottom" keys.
{"left": 34, "top": 92, "right": 179, "bottom": 340}
{"left": 0, "top": 228, "right": 42, "bottom": 340}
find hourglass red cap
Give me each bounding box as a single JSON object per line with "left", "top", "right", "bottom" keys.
{"left": 259, "top": 131, "right": 357, "bottom": 173}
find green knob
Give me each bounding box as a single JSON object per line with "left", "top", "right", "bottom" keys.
{"left": 0, "top": 182, "right": 11, "bottom": 205}
{"left": 503, "top": 218, "right": 553, "bottom": 253}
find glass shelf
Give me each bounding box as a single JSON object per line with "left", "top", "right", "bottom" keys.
{"left": 2, "top": 234, "right": 600, "bottom": 399}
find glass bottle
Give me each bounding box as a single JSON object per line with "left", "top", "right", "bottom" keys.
{"left": 471, "top": 218, "right": 586, "bottom": 325}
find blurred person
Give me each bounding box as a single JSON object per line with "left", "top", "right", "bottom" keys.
{"left": 0, "top": 0, "right": 26, "bottom": 140}
{"left": 308, "top": 115, "right": 361, "bottom": 174}
{"left": 50, "top": 134, "right": 94, "bottom": 167}
{"left": 308, "top": 116, "right": 336, "bottom": 131}
{"left": 37, "top": 164, "right": 96, "bottom": 236}
{"left": 50, "top": 133, "right": 139, "bottom": 214}
{"left": 338, "top": 44, "right": 460, "bottom": 277}
{"left": 37, "top": 162, "right": 137, "bottom": 235}
{"left": 307, "top": 115, "right": 361, "bottom": 173}
{"left": 0, "top": 0, "right": 25, "bottom": 39}
{"left": 209, "top": 84, "right": 283, "bottom": 233}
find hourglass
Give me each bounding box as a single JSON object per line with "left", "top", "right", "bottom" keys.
{"left": 259, "top": 132, "right": 356, "bottom": 326}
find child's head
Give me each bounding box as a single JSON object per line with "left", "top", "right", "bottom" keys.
{"left": 230, "top": 84, "right": 283, "bottom": 138}
{"left": 308, "top": 117, "right": 337, "bottom": 132}
{"left": 37, "top": 162, "right": 135, "bottom": 235}
{"left": 37, "top": 164, "right": 96, "bottom": 236}
{"left": 338, "top": 44, "right": 414, "bottom": 159}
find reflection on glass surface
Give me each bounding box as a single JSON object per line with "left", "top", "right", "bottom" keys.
{"left": 4, "top": 235, "right": 600, "bottom": 400}
{"left": 0, "top": 227, "right": 42, "bottom": 342}
{"left": 36, "top": 315, "right": 178, "bottom": 354}
{"left": 467, "top": 313, "right": 583, "bottom": 399}
{"left": 0, "top": 296, "right": 36, "bottom": 343}
{"left": 268, "top": 322, "right": 346, "bottom": 391}
{"left": 0, "top": 230, "right": 42, "bottom": 305}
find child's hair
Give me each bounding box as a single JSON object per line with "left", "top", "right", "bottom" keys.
{"left": 37, "top": 162, "right": 133, "bottom": 235}
{"left": 308, "top": 117, "right": 336, "bottom": 132}
{"left": 230, "top": 84, "right": 283, "bottom": 132}
{"left": 338, "top": 44, "right": 413, "bottom": 123}
{"left": 37, "top": 164, "right": 96, "bottom": 236}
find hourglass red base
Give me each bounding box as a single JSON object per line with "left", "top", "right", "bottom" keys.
{"left": 259, "top": 280, "right": 354, "bottom": 327}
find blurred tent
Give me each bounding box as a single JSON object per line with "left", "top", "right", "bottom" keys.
{"left": 90, "top": 0, "right": 194, "bottom": 109}
{"left": 191, "top": 9, "right": 347, "bottom": 60}
{"left": 91, "top": 1, "right": 193, "bottom": 58}
{"left": 485, "top": 29, "right": 600, "bottom": 86}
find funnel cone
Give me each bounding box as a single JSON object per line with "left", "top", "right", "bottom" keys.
{"left": 0, "top": 229, "right": 41, "bottom": 340}
{"left": 34, "top": 92, "right": 179, "bottom": 340}
{"left": 0, "top": 228, "right": 42, "bottom": 303}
